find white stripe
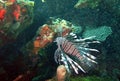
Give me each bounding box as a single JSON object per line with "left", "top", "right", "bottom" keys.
{"left": 81, "top": 51, "right": 96, "bottom": 59}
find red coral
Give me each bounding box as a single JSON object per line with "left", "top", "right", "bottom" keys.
{"left": 9, "top": 0, "right": 16, "bottom": 3}
{"left": 13, "top": 5, "right": 21, "bottom": 21}
{"left": 0, "top": 8, "right": 6, "bottom": 21}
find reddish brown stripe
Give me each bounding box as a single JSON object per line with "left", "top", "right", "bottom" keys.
{"left": 65, "top": 42, "right": 73, "bottom": 53}
{"left": 71, "top": 48, "right": 78, "bottom": 56}
{"left": 60, "top": 37, "right": 82, "bottom": 60}
{"left": 64, "top": 42, "right": 71, "bottom": 53}
{"left": 70, "top": 47, "right": 76, "bottom": 55}
{"left": 62, "top": 39, "right": 66, "bottom": 49}
{"left": 68, "top": 45, "right": 75, "bottom": 54}
{"left": 62, "top": 40, "right": 68, "bottom": 50}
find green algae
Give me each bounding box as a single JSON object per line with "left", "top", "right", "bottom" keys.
{"left": 70, "top": 76, "right": 114, "bottom": 81}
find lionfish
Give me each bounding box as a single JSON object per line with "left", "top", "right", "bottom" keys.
{"left": 54, "top": 32, "right": 100, "bottom": 74}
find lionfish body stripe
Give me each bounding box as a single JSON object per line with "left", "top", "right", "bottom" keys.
{"left": 57, "top": 37, "right": 82, "bottom": 60}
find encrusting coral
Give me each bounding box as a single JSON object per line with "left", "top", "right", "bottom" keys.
{"left": 33, "top": 18, "right": 73, "bottom": 54}
{"left": 33, "top": 24, "right": 55, "bottom": 54}
{"left": 0, "top": 0, "right": 34, "bottom": 47}
{"left": 56, "top": 65, "right": 67, "bottom": 81}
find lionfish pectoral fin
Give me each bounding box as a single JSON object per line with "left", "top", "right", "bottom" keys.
{"left": 79, "top": 47, "right": 99, "bottom": 52}
{"left": 76, "top": 36, "right": 96, "bottom": 42}
{"left": 60, "top": 53, "right": 70, "bottom": 73}
{"left": 81, "top": 51, "right": 96, "bottom": 60}
{"left": 91, "top": 41, "right": 100, "bottom": 43}
{"left": 65, "top": 55, "right": 79, "bottom": 74}
{"left": 72, "top": 60, "right": 86, "bottom": 73}
{"left": 74, "top": 51, "right": 98, "bottom": 72}
{"left": 81, "top": 54, "right": 97, "bottom": 67}
{"left": 65, "top": 54, "right": 86, "bottom": 74}
{"left": 86, "top": 56, "right": 97, "bottom": 64}
{"left": 83, "top": 36, "right": 96, "bottom": 40}
{"left": 88, "top": 48, "right": 99, "bottom": 52}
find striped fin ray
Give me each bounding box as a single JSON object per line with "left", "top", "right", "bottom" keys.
{"left": 80, "top": 54, "right": 97, "bottom": 68}
{"left": 81, "top": 50, "right": 97, "bottom": 60}
{"left": 82, "top": 54, "right": 97, "bottom": 64}
{"left": 61, "top": 53, "right": 70, "bottom": 73}
{"left": 76, "top": 41, "right": 100, "bottom": 47}
{"left": 54, "top": 48, "right": 71, "bottom": 73}
{"left": 78, "top": 46, "right": 99, "bottom": 52}
{"left": 86, "top": 41, "right": 100, "bottom": 44}
{"left": 65, "top": 54, "right": 86, "bottom": 73}
{"left": 74, "top": 36, "right": 96, "bottom": 42}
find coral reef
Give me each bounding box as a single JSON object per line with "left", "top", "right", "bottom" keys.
{"left": 0, "top": 0, "right": 35, "bottom": 80}
{"left": 0, "top": 0, "right": 34, "bottom": 47}
{"left": 24, "top": 17, "right": 113, "bottom": 81}
{"left": 56, "top": 65, "right": 67, "bottom": 81}
{"left": 33, "top": 24, "right": 55, "bottom": 54}
{"left": 0, "top": 0, "right": 120, "bottom": 80}
{"left": 32, "top": 18, "right": 73, "bottom": 54}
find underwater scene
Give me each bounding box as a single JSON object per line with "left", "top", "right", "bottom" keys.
{"left": 0, "top": 0, "right": 120, "bottom": 81}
